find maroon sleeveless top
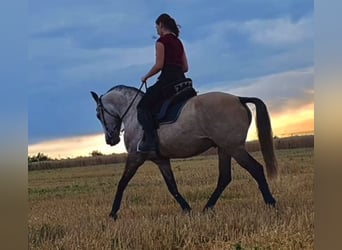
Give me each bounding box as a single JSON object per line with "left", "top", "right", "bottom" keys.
{"left": 157, "top": 34, "right": 184, "bottom": 68}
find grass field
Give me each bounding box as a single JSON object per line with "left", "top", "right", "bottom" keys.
{"left": 28, "top": 148, "right": 314, "bottom": 249}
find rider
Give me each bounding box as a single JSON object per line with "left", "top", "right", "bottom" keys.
{"left": 137, "top": 13, "right": 189, "bottom": 154}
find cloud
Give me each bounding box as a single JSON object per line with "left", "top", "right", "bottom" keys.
{"left": 242, "top": 15, "right": 313, "bottom": 46}
{"left": 271, "top": 102, "right": 314, "bottom": 137}
{"left": 29, "top": 37, "right": 154, "bottom": 94}
{"left": 60, "top": 45, "right": 154, "bottom": 84}
{"left": 28, "top": 133, "right": 126, "bottom": 159}
{"left": 198, "top": 67, "right": 314, "bottom": 115}
{"left": 30, "top": 2, "right": 155, "bottom": 50}
{"left": 190, "top": 14, "right": 313, "bottom": 46}
{"left": 182, "top": 15, "right": 313, "bottom": 85}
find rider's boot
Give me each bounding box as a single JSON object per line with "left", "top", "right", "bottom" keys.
{"left": 137, "top": 109, "right": 158, "bottom": 154}
{"left": 138, "top": 129, "right": 158, "bottom": 153}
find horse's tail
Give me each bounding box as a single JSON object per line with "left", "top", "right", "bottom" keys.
{"left": 239, "top": 97, "right": 278, "bottom": 179}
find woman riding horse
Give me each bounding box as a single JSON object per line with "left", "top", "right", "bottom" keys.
{"left": 137, "top": 13, "right": 189, "bottom": 154}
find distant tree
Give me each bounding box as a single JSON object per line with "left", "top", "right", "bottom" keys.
{"left": 28, "top": 152, "right": 52, "bottom": 163}
{"left": 90, "top": 150, "right": 104, "bottom": 157}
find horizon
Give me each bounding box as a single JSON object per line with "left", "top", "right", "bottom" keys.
{"left": 28, "top": 131, "right": 314, "bottom": 160}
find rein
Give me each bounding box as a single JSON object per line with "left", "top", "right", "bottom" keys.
{"left": 118, "top": 82, "right": 146, "bottom": 122}
{"left": 99, "top": 82, "right": 147, "bottom": 132}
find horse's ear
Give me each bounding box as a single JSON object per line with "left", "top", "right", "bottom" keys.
{"left": 90, "top": 91, "right": 99, "bottom": 103}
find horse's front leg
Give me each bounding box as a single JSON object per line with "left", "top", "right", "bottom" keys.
{"left": 109, "top": 153, "right": 146, "bottom": 220}
{"left": 153, "top": 158, "right": 191, "bottom": 213}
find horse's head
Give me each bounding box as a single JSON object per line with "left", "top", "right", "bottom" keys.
{"left": 91, "top": 91, "right": 121, "bottom": 146}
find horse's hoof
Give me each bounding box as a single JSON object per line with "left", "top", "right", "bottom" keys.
{"left": 203, "top": 206, "right": 214, "bottom": 212}
{"left": 266, "top": 198, "right": 276, "bottom": 207}
{"left": 183, "top": 208, "right": 192, "bottom": 215}
{"left": 109, "top": 212, "right": 118, "bottom": 220}
{"left": 203, "top": 207, "right": 216, "bottom": 217}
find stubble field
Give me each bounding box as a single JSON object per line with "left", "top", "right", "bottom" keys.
{"left": 28, "top": 148, "right": 314, "bottom": 249}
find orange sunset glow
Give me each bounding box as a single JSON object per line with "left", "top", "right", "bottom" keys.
{"left": 247, "top": 102, "right": 314, "bottom": 141}
{"left": 28, "top": 134, "right": 127, "bottom": 159}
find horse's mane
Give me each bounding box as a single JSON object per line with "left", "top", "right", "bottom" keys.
{"left": 106, "top": 85, "right": 144, "bottom": 95}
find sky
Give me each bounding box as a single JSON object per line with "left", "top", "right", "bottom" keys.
{"left": 28, "top": 0, "right": 314, "bottom": 159}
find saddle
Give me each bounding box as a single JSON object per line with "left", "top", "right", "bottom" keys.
{"left": 154, "top": 78, "right": 197, "bottom": 126}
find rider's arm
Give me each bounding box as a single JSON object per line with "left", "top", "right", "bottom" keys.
{"left": 141, "top": 42, "right": 164, "bottom": 82}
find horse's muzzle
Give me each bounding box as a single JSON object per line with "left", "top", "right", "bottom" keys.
{"left": 106, "top": 135, "right": 120, "bottom": 146}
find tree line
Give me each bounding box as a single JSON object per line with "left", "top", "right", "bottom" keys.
{"left": 28, "top": 150, "right": 105, "bottom": 163}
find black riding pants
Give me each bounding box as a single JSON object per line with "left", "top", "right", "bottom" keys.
{"left": 137, "top": 65, "right": 185, "bottom": 133}
{"left": 137, "top": 82, "right": 164, "bottom": 133}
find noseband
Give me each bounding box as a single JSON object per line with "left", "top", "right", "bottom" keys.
{"left": 98, "top": 97, "right": 122, "bottom": 134}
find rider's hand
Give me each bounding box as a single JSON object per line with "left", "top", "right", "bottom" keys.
{"left": 141, "top": 76, "right": 148, "bottom": 83}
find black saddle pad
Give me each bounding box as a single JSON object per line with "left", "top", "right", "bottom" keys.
{"left": 155, "top": 87, "right": 197, "bottom": 125}
{"left": 157, "top": 100, "right": 187, "bottom": 125}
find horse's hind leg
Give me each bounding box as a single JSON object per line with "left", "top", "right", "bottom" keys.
{"left": 153, "top": 158, "right": 191, "bottom": 213}
{"left": 232, "top": 147, "right": 276, "bottom": 206}
{"left": 204, "top": 148, "right": 232, "bottom": 211}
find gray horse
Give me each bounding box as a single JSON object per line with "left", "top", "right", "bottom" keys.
{"left": 91, "top": 85, "right": 277, "bottom": 220}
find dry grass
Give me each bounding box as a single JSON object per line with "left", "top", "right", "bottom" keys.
{"left": 28, "top": 148, "right": 314, "bottom": 249}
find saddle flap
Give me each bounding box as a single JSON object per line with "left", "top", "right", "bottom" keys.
{"left": 156, "top": 84, "right": 197, "bottom": 124}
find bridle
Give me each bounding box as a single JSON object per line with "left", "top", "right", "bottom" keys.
{"left": 97, "top": 82, "right": 146, "bottom": 134}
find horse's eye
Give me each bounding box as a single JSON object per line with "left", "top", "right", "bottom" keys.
{"left": 96, "top": 113, "right": 100, "bottom": 119}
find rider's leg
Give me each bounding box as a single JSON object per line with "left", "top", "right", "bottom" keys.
{"left": 137, "top": 84, "right": 161, "bottom": 153}
{"left": 137, "top": 109, "right": 158, "bottom": 153}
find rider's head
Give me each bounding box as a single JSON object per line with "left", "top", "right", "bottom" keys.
{"left": 155, "top": 13, "right": 180, "bottom": 37}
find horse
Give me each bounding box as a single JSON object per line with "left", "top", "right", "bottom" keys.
{"left": 90, "top": 85, "right": 278, "bottom": 220}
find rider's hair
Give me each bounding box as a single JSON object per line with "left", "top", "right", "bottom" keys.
{"left": 155, "top": 13, "right": 180, "bottom": 37}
